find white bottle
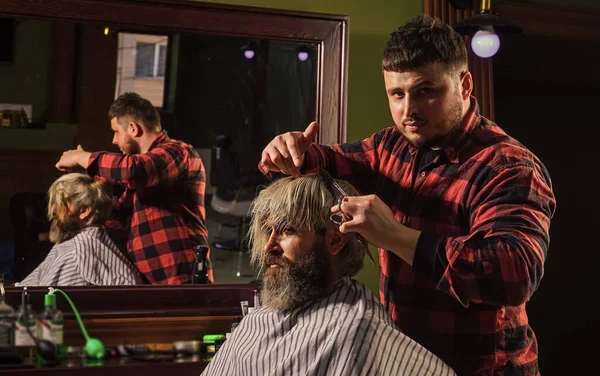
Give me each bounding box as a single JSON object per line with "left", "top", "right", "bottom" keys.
{"left": 0, "top": 277, "right": 15, "bottom": 349}
{"left": 14, "top": 287, "right": 38, "bottom": 348}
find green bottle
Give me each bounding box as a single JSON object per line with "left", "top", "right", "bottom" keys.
{"left": 39, "top": 293, "right": 64, "bottom": 354}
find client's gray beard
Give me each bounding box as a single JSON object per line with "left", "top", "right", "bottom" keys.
{"left": 49, "top": 217, "right": 81, "bottom": 244}
{"left": 261, "top": 244, "right": 332, "bottom": 311}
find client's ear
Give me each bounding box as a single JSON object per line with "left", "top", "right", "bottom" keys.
{"left": 325, "top": 228, "right": 347, "bottom": 256}
{"left": 79, "top": 207, "right": 92, "bottom": 221}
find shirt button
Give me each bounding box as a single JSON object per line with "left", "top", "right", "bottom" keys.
{"left": 421, "top": 171, "right": 427, "bottom": 177}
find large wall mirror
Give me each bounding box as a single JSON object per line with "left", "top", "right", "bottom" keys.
{"left": 0, "top": 0, "right": 348, "bottom": 296}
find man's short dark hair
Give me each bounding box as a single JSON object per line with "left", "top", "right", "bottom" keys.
{"left": 108, "top": 92, "right": 162, "bottom": 132}
{"left": 382, "top": 15, "right": 468, "bottom": 75}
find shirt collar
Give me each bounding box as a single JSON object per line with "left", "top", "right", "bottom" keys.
{"left": 147, "top": 130, "right": 169, "bottom": 151}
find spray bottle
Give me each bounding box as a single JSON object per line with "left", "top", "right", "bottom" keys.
{"left": 14, "top": 287, "right": 38, "bottom": 360}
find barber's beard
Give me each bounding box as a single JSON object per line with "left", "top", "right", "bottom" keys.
{"left": 119, "top": 137, "right": 140, "bottom": 155}
{"left": 49, "top": 217, "right": 81, "bottom": 244}
{"left": 261, "top": 242, "right": 333, "bottom": 311}
{"left": 427, "top": 105, "right": 463, "bottom": 149}
{"left": 422, "top": 93, "right": 465, "bottom": 149}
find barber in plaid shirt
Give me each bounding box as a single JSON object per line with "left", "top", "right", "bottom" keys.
{"left": 56, "top": 92, "right": 212, "bottom": 285}
{"left": 260, "top": 15, "right": 555, "bottom": 376}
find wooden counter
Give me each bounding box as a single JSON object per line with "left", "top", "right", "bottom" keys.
{"left": 3, "top": 356, "right": 208, "bottom": 375}
{"left": 1, "top": 284, "right": 257, "bottom": 375}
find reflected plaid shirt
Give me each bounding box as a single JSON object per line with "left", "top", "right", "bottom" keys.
{"left": 271, "top": 98, "right": 555, "bottom": 375}
{"left": 87, "top": 130, "right": 212, "bottom": 284}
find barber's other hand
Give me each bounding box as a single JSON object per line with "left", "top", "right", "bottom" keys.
{"left": 332, "top": 194, "right": 421, "bottom": 265}
{"left": 55, "top": 145, "right": 90, "bottom": 172}
{"left": 260, "top": 122, "right": 318, "bottom": 178}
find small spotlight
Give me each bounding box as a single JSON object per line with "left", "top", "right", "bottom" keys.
{"left": 104, "top": 27, "right": 110, "bottom": 36}
{"left": 297, "top": 51, "right": 309, "bottom": 61}
{"left": 296, "top": 45, "right": 311, "bottom": 62}
{"left": 241, "top": 41, "right": 259, "bottom": 60}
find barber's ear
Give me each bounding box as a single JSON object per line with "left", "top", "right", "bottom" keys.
{"left": 460, "top": 71, "right": 473, "bottom": 100}
{"left": 79, "top": 207, "right": 92, "bottom": 221}
{"left": 127, "top": 121, "right": 144, "bottom": 137}
{"left": 325, "top": 228, "right": 346, "bottom": 256}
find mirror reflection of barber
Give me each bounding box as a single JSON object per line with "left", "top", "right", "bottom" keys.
{"left": 55, "top": 93, "right": 212, "bottom": 285}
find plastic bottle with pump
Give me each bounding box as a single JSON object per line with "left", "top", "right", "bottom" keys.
{"left": 39, "top": 292, "right": 63, "bottom": 355}
{"left": 192, "top": 245, "right": 210, "bottom": 284}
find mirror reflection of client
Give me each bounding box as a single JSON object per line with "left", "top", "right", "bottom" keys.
{"left": 201, "top": 174, "right": 455, "bottom": 376}
{"left": 15, "top": 173, "right": 143, "bottom": 286}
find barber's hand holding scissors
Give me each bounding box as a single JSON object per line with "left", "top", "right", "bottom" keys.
{"left": 260, "top": 122, "right": 319, "bottom": 178}
{"left": 331, "top": 194, "right": 422, "bottom": 266}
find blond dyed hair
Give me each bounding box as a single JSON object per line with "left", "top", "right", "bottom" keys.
{"left": 47, "top": 173, "right": 113, "bottom": 243}
{"left": 249, "top": 173, "right": 368, "bottom": 278}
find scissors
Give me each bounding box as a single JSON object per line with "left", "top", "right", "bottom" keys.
{"left": 320, "top": 169, "right": 376, "bottom": 265}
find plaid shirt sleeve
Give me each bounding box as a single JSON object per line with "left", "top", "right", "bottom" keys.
{"left": 87, "top": 146, "right": 189, "bottom": 190}
{"left": 300, "top": 131, "right": 385, "bottom": 195}
{"left": 413, "top": 159, "right": 555, "bottom": 307}
{"left": 259, "top": 130, "right": 388, "bottom": 192}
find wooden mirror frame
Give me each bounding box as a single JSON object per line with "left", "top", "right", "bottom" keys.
{"left": 1, "top": 0, "right": 348, "bottom": 319}
{"left": 1, "top": 0, "right": 349, "bottom": 143}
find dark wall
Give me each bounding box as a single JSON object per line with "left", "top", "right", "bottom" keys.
{"left": 493, "top": 33, "right": 600, "bottom": 375}
{"left": 172, "top": 34, "right": 316, "bottom": 185}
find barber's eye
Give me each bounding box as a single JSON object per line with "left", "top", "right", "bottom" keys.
{"left": 420, "top": 87, "right": 433, "bottom": 95}
{"left": 283, "top": 227, "right": 296, "bottom": 234}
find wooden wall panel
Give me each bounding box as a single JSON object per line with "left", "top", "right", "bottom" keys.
{"left": 47, "top": 23, "right": 77, "bottom": 124}
{"left": 76, "top": 24, "right": 119, "bottom": 151}
{"left": 63, "top": 316, "right": 236, "bottom": 346}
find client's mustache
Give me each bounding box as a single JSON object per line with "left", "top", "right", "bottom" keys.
{"left": 264, "top": 254, "right": 292, "bottom": 268}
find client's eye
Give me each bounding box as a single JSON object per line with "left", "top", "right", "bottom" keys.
{"left": 282, "top": 227, "right": 296, "bottom": 235}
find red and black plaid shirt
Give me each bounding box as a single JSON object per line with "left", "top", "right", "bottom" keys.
{"left": 87, "top": 130, "right": 212, "bottom": 285}
{"left": 297, "top": 98, "right": 555, "bottom": 375}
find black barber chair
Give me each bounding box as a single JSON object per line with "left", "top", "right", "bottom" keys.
{"left": 9, "top": 192, "right": 53, "bottom": 282}
{"left": 209, "top": 135, "right": 252, "bottom": 251}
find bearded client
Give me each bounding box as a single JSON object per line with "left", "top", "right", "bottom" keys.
{"left": 201, "top": 174, "right": 455, "bottom": 376}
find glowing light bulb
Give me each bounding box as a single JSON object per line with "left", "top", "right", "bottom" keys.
{"left": 244, "top": 49, "right": 255, "bottom": 59}
{"left": 297, "top": 51, "right": 309, "bottom": 61}
{"left": 471, "top": 27, "right": 500, "bottom": 58}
